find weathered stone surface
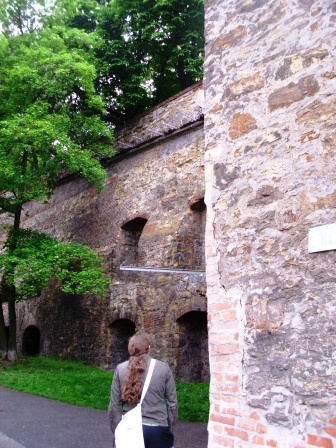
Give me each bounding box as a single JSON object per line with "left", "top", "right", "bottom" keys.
{"left": 229, "top": 113, "right": 258, "bottom": 139}
{"left": 322, "top": 70, "right": 336, "bottom": 79}
{"left": 268, "top": 75, "right": 320, "bottom": 111}
{"left": 114, "top": 82, "right": 204, "bottom": 153}
{"left": 1, "top": 0, "right": 335, "bottom": 446}
{"left": 1, "top": 85, "right": 208, "bottom": 381}
{"left": 204, "top": 0, "right": 336, "bottom": 446}
{"left": 247, "top": 185, "right": 283, "bottom": 207}
{"left": 214, "top": 163, "right": 241, "bottom": 189}
{"left": 236, "top": 0, "right": 265, "bottom": 14}
{"left": 226, "top": 73, "right": 265, "bottom": 100}
{"left": 275, "top": 47, "right": 329, "bottom": 80}
{"left": 211, "top": 25, "right": 247, "bottom": 53}
{"left": 296, "top": 98, "right": 336, "bottom": 125}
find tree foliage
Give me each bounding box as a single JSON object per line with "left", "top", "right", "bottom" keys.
{"left": 0, "top": 0, "right": 48, "bottom": 35}
{"left": 1, "top": 0, "right": 204, "bottom": 125}
{"left": 0, "top": 25, "right": 113, "bottom": 209}
{"left": 0, "top": 228, "right": 109, "bottom": 300}
{"left": 0, "top": 0, "right": 113, "bottom": 361}
{"left": 61, "top": 0, "right": 205, "bottom": 124}
{"left": 0, "top": 0, "right": 204, "bottom": 360}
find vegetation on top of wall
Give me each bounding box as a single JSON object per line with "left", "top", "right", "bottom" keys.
{"left": 0, "top": 356, "right": 209, "bottom": 422}
{"left": 0, "top": 0, "right": 204, "bottom": 126}
{"left": 59, "top": 0, "right": 204, "bottom": 125}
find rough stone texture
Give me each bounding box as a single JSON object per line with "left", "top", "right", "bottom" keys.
{"left": 1, "top": 0, "right": 336, "bottom": 444}
{"left": 1, "top": 85, "right": 208, "bottom": 380}
{"left": 204, "top": 0, "right": 336, "bottom": 446}
{"left": 229, "top": 113, "right": 258, "bottom": 140}
{"left": 268, "top": 75, "right": 320, "bottom": 111}
{"left": 114, "top": 82, "right": 204, "bottom": 153}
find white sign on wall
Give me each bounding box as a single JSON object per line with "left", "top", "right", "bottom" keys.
{"left": 308, "top": 223, "right": 336, "bottom": 253}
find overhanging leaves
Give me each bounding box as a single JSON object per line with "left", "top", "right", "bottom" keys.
{"left": 0, "top": 228, "right": 109, "bottom": 300}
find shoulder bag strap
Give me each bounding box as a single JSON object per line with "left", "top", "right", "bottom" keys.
{"left": 140, "top": 359, "right": 156, "bottom": 404}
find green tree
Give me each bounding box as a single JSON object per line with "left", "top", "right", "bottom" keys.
{"left": 61, "top": 0, "right": 204, "bottom": 124}
{"left": 0, "top": 0, "right": 48, "bottom": 35}
{"left": 0, "top": 228, "right": 109, "bottom": 301}
{"left": 0, "top": 7, "right": 114, "bottom": 361}
{"left": 0, "top": 228, "right": 110, "bottom": 361}
{"left": 0, "top": 0, "right": 203, "bottom": 359}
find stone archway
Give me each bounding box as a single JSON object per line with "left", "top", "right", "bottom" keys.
{"left": 176, "top": 311, "right": 209, "bottom": 382}
{"left": 107, "top": 319, "right": 136, "bottom": 370}
{"left": 22, "top": 325, "right": 41, "bottom": 356}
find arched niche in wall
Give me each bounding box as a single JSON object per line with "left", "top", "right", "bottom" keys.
{"left": 189, "top": 197, "right": 206, "bottom": 270}
{"left": 121, "top": 217, "right": 148, "bottom": 266}
{"left": 107, "top": 319, "right": 136, "bottom": 370}
{"left": 169, "top": 197, "right": 206, "bottom": 269}
{"left": 176, "top": 311, "right": 209, "bottom": 382}
{"left": 22, "top": 325, "right": 41, "bottom": 357}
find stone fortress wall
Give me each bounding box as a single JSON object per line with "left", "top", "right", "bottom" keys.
{"left": 1, "top": 0, "right": 336, "bottom": 445}
{"left": 204, "top": 0, "right": 336, "bottom": 446}
{"left": 3, "top": 82, "right": 209, "bottom": 381}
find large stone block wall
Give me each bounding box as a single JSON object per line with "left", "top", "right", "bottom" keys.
{"left": 1, "top": 84, "right": 209, "bottom": 380}
{"left": 204, "top": 0, "right": 336, "bottom": 447}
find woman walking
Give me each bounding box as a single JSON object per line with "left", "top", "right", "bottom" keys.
{"left": 108, "top": 332, "right": 178, "bottom": 448}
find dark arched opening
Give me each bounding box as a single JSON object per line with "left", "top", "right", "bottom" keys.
{"left": 176, "top": 311, "right": 209, "bottom": 382}
{"left": 22, "top": 325, "right": 41, "bottom": 356}
{"left": 107, "top": 319, "right": 136, "bottom": 370}
{"left": 121, "top": 217, "right": 148, "bottom": 266}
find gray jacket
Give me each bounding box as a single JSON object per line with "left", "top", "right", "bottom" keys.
{"left": 108, "top": 354, "right": 178, "bottom": 436}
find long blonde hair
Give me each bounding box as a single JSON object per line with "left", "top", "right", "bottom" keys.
{"left": 121, "top": 333, "right": 150, "bottom": 404}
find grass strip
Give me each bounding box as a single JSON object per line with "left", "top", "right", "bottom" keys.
{"left": 0, "top": 356, "right": 209, "bottom": 422}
